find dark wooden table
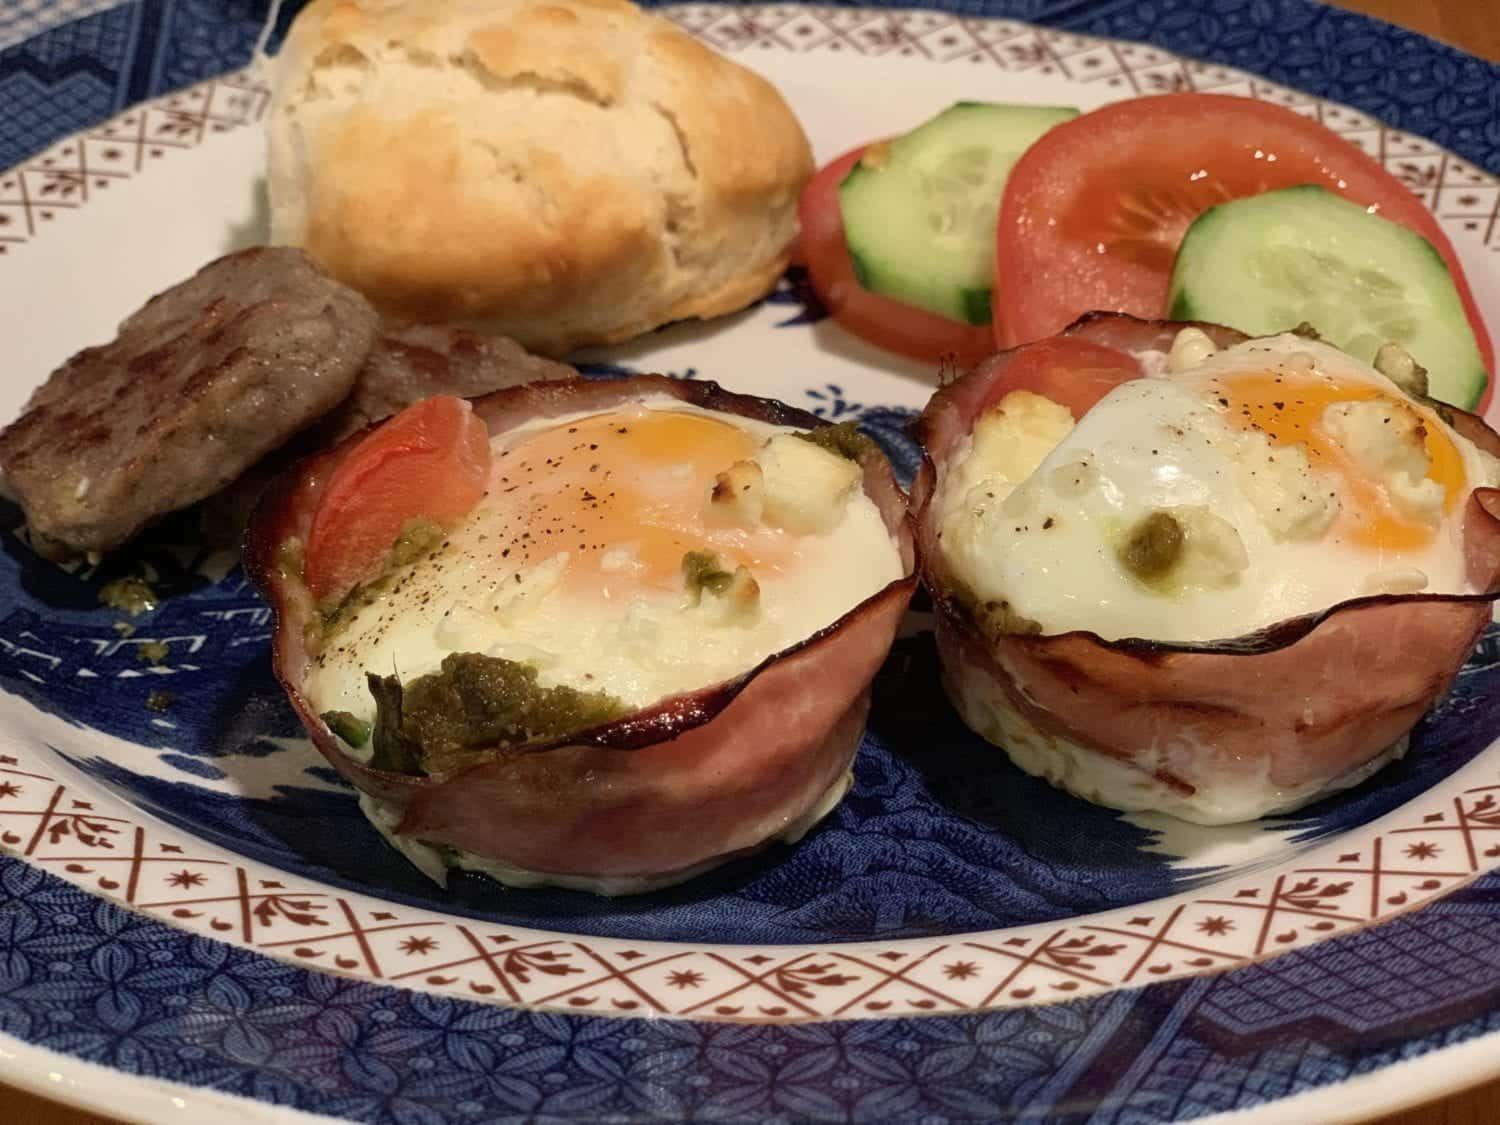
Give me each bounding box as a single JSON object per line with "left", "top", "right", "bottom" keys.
{"left": 2, "top": 0, "right": 1497, "bottom": 1121}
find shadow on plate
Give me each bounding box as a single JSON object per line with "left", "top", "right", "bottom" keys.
{"left": 224, "top": 174, "right": 271, "bottom": 252}
{"left": 0, "top": 497, "right": 228, "bottom": 612}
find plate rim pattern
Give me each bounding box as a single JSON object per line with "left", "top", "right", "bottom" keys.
{"left": 4, "top": 722, "right": 1500, "bottom": 1023}
{"left": 5, "top": 2, "right": 1500, "bottom": 1122}
{"left": 4, "top": 2, "right": 1500, "bottom": 1024}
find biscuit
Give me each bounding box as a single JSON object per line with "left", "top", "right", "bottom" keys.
{"left": 267, "top": 0, "right": 814, "bottom": 355}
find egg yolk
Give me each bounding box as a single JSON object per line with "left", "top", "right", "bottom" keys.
{"left": 479, "top": 409, "right": 800, "bottom": 598}
{"left": 1217, "top": 370, "right": 1464, "bottom": 552}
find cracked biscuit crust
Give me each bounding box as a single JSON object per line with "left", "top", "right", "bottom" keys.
{"left": 267, "top": 0, "right": 814, "bottom": 356}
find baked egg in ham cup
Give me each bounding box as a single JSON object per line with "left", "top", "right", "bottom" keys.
{"left": 914, "top": 312, "right": 1500, "bottom": 825}
{"left": 247, "top": 377, "right": 916, "bottom": 894}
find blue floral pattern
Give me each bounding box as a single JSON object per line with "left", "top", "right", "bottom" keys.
{"left": 5, "top": 856, "right": 1500, "bottom": 1122}
{"left": 3, "top": 2, "right": 1497, "bottom": 174}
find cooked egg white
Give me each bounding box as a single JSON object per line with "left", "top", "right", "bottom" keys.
{"left": 306, "top": 396, "right": 904, "bottom": 725}
{"left": 939, "top": 333, "right": 1500, "bottom": 644}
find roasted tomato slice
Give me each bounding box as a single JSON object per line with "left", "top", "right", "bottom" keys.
{"left": 304, "top": 395, "right": 491, "bottom": 602}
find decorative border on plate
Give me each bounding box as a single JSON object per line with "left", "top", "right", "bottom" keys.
{"left": 0, "top": 74, "right": 267, "bottom": 254}
{"left": 3, "top": 7, "right": 1496, "bottom": 258}
{"left": 3, "top": 4, "right": 1500, "bottom": 1027}
{"left": 4, "top": 732, "right": 1500, "bottom": 1023}
{"left": 668, "top": 4, "right": 1500, "bottom": 244}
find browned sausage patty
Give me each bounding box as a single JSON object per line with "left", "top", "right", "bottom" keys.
{"left": 0, "top": 247, "right": 379, "bottom": 557}
{"left": 315, "top": 321, "right": 576, "bottom": 443}
{"left": 198, "top": 322, "right": 578, "bottom": 546}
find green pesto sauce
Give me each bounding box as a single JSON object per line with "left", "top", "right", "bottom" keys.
{"left": 321, "top": 710, "right": 372, "bottom": 749}
{"left": 794, "top": 421, "right": 876, "bottom": 463}
{"left": 277, "top": 538, "right": 306, "bottom": 582}
{"left": 1117, "top": 510, "right": 1185, "bottom": 588}
{"left": 315, "top": 519, "right": 446, "bottom": 637}
{"left": 98, "top": 576, "right": 158, "bottom": 616}
{"left": 976, "top": 599, "right": 1042, "bottom": 639}
{"left": 137, "top": 640, "right": 169, "bottom": 665}
{"left": 948, "top": 573, "right": 1042, "bottom": 642}
{"left": 389, "top": 518, "right": 444, "bottom": 568}
{"left": 367, "top": 654, "right": 625, "bottom": 776}
{"left": 319, "top": 577, "right": 388, "bottom": 634}
{"left": 681, "top": 550, "right": 734, "bottom": 601}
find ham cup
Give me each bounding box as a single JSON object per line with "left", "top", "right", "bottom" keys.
{"left": 914, "top": 312, "right": 1500, "bottom": 825}
{"left": 247, "top": 376, "right": 915, "bottom": 894}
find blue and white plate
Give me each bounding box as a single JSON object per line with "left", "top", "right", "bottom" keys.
{"left": 4, "top": 2, "right": 1500, "bottom": 1121}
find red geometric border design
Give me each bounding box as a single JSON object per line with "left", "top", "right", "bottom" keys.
{"left": 0, "top": 75, "right": 269, "bottom": 254}
{"left": 0, "top": 10, "right": 1495, "bottom": 258}
{"left": 662, "top": 5, "right": 1499, "bottom": 244}
{"left": 3, "top": 737, "right": 1497, "bottom": 1023}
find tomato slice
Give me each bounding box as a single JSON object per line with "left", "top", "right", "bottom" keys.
{"left": 979, "top": 337, "right": 1141, "bottom": 420}
{"left": 800, "top": 145, "right": 996, "bottom": 368}
{"left": 304, "top": 395, "right": 491, "bottom": 603}
{"left": 993, "top": 93, "right": 1495, "bottom": 386}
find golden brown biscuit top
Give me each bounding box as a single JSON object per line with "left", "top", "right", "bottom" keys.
{"left": 268, "top": 0, "right": 813, "bottom": 353}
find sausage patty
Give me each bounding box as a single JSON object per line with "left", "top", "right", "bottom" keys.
{"left": 0, "top": 247, "right": 379, "bottom": 557}
{"left": 315, "top": 321, "right": 576, "bottom": 443}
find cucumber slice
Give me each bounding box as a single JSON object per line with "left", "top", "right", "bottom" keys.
{"left": 838, "top": 102, "right": 1078, "bottom": 325}
{"left": 1168, "top": 184, "right": 1487, "bottom": 408}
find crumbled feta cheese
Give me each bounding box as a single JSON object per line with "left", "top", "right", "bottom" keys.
{"left": 757, "top": 434, "right": 861, "bottom": 535}
{"left": 1166, "top": 327, "right": 1218, "bottom": 373}
{"left": 704, "top": 459, "right": 764, "bottom": 528}
{"left": 1323, "top": 400, "right": 1443, "bottom": 525}
{"left": 967, "top": 391, "right": 1075, "bottom": 490}
{"left": 1373, "top": 341, "right": 1429, "bottom": 398}
{"left": 1172, "top": 506, "right": 1250, "bottom": 588}
{"left": 1233, "top": 429, "right": 1341, "bottom": 541}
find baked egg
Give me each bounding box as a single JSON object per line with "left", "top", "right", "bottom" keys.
{"left": 915, "top": 315, "right": 1500, "bottom": 825}
{"left": 250, "top": 377, "right": 916, "bottom": 893}
{"left": 307, "top": 395, "right": 904, "bottom": 728}
{"left": 937, "top": 331, "right": 1500, "bottom": 643}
